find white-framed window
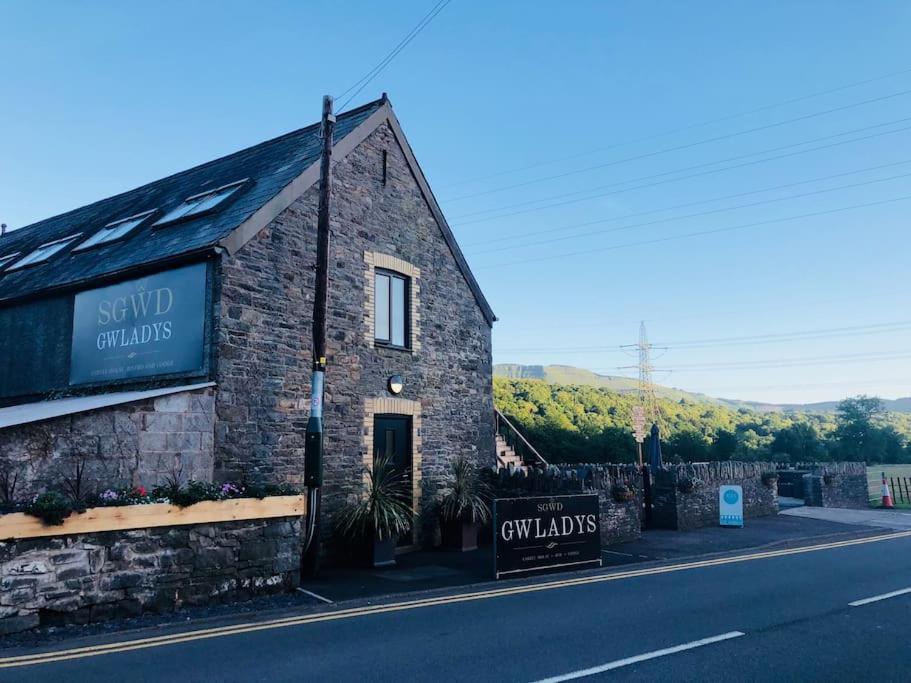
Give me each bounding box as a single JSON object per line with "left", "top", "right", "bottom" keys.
{"left": 7, "top": 234, "right": 82, "bottom": 270}
{"left": 153, "top": 179, "right": 249, "bottom": 227}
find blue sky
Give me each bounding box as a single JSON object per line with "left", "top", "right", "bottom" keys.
{"left": 1, "top": 1, "right": 909, "bottom": 404}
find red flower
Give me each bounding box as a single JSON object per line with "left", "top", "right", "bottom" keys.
{"left": 134, "top": 486, "right": 147, "bottom": 497}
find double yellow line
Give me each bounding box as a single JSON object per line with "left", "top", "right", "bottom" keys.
{"left": 3, "top": 529, "right": 910, "bottom": 669}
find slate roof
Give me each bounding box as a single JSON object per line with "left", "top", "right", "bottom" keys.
{"left": 0, "top": 99, "right": 385, "bottom": 304}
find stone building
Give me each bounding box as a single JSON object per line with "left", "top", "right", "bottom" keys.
{"left": 0, "top": 95, "right": 496, "bottom": 549}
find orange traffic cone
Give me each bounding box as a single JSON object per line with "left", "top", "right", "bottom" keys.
{"left": 881, "top": 472, "right": 895, "bottom": 509}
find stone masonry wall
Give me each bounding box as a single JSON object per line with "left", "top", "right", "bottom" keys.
{"left": 491, "top": 464, "right": 643, "bottom": 545}
{"left": 802, "top": 462, "right": 868, "bottom": 509}
{"left": 0, "top": 516, "right": 301, "bottom": 635}
{"left": 216, "top": 121, "right": 495, "bottom": 548}
{"left": 651, "top": 462, "right": 778, "bottom": 531}
{"left": 0, "top": 388, "right": 216, "bottom": 501}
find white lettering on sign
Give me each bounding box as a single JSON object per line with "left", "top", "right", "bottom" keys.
{"left": 500, "top": 514, "right": 597, "bottom": 542}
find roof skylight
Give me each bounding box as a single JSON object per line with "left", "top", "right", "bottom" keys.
{"left": 153, "top": 179, "right": 249, "bottom": 227}
{"left": 7, "top": 234, "right": 82, "bottom": 271}
{"left": 75, "top": 209, "right": 157, "bottom": 251}
{"left": 0, "top": 252, "right": 21, "bottom": 271}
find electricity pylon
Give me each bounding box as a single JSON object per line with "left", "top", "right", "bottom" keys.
{"left": 620, "top": 322, "right": 666, "bottom": 463}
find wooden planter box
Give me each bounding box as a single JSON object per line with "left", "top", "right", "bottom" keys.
{"left": 0, "top": 495, "right": 306, "bottom": 541}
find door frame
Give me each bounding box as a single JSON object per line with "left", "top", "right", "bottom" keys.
{"left": 363, "top": 397, "right": 422, "bottom": 547}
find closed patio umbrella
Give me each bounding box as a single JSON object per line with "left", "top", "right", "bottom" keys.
{"left": 647, "top": 423, "right": 663, "bottom": 469}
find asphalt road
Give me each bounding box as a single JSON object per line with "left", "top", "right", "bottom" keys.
{"left": 3, "top": 531, "right": 911, "bottom": 682}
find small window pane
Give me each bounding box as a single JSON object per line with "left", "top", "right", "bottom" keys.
{"left": 8, "top": 236, "right": 80, "bottom": 270}
{"left": 391, "top": 276, "right": 406, "bottom": 347}
{"left": 0, "top": 253, "right": 20, "bottom": 270}
{"left": 76, "top": 216, "right": 146, "bottom": 250}
{"left": 153, "top": 201, "right": 197, "bottom": 226}
{"left": 375, "top": 274, "right": 390, "bottom": 341}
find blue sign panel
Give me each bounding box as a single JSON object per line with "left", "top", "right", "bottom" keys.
{"left": 69, "top": 263, "right": 207, "bottom": 385}
{"left": 719, "top": 485, "right": 744, "bottom": 527}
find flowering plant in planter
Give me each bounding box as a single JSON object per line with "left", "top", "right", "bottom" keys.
{"left": 3, "top": 480, "right": 302, "bottom": 526}
{"left": 25, "top": 491, "right": 77, "bottom": 526}
{"left": 610, "top": 483, "right": 635, "bottom": 503}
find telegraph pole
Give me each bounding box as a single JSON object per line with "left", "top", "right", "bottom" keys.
{"left": 302, "top": 95, "right": 335, "bottom": 576}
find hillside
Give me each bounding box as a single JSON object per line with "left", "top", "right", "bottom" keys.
{"left": 494, "top": 364, "right": 911, "bottom": 414}
{"left": 493, "top": 376, "right": 911, "bottom": 465}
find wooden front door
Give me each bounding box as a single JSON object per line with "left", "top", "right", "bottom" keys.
{"left": 373, "top": 415, "right": 413, "bottom": 544}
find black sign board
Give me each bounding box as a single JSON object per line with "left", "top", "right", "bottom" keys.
{"left": 493, "top": 494, "right": 602, "bottom": 579}
{"left": 70, "top": 263, "right": 207, "bottom": 385}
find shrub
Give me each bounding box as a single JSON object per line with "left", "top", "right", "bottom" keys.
{"left": 336, "top": 455, "right": 412, "bottom": 542}
{"left": 25, "top": 491, "right": 74, "bottom": 526}
{"left": 439, "top": 456, "right": 491, "bottom": 524}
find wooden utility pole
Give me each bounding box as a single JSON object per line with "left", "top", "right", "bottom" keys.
{"left": 302, "top": 95, "right": 335, "bottom": 576}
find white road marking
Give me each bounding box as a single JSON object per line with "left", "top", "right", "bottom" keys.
{"left": 531, "top": 631, "right": 746, "bottom": 682}
{"left": 296, "top": 587, "right": 334, "bottom": 604}
{"left": 849, "top": 587, "right": 911, "bottom": 607}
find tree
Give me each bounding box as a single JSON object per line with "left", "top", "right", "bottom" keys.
{"left": 710, "top": 429, "right": 738, "bottom": 461}
{"left": 836, "top": 395, "right": 885, "bottom": 426}
{"left": 667, "top": 430, "right": 711, "bottom": 463}
{"left": 834, "top": 395, "right": 887, "bottom": 461}
{"left": 771, "top": 423, "right": 824, "bottom": 462}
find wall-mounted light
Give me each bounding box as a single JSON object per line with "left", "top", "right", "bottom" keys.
{"left": 388, "top": 374, "right": 404, "bottom": 395}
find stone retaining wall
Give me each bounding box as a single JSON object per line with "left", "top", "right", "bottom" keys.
{"left": 651, "top": 462, "right": 778, "bottom": 531}
{"left": 800, "top": 462, "right": 868, "bottom": 509}
{"left": 490, "top": 464, "right": 643, "bottom": 545}
{"left": 0, "top": 515, "right": 302, "bottom": 635}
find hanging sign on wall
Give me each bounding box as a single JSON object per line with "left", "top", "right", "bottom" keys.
{"left": 70, "top": 263, "right": 207, "bottom": 385}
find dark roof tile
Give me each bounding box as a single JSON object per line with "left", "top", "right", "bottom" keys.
{"left": 0, "top": 99, "right": 384, "bottom": 303}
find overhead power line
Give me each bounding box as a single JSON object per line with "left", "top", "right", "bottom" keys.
{"left": 684, "top": 377, "right": 911, "bottom": 393}
{"left": 467, "top": 168, "right": 911, "bottom": 256}
{"left": 497, "top": 320, "right": 911, "bottom": 354}
{"left": 441, "top": 65, "right": 911, "bottom": 190}
{"left": 464, "top": 157, "right": 911, "bottom": 248}
{"left": 452, "top": 115, "right": 911, "bottom": 224}
{"left": 335, "top": 0, "right": 451, "bottom": 112}
{"left": 480, "top": 192, "right": 911, "bottom": 269}
{"left": 442, "top": 87, "right": 911, "bottom": 203}
{"left": 650, "top": 350, "right": 911, "bottom": 372}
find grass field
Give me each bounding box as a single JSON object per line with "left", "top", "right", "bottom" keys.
{"left": 867, "top": 465, "right": 911, "bottom": 507}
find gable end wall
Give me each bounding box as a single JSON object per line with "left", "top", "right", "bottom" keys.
{"left": 215, "top": 122, "right": 495, "bottom": 547}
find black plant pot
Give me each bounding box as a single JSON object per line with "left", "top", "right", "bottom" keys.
{"left": 372, "top": 535, "right": 397, "bottom": 568}
{"left": 441, "top": 518, "right": 479, "bottom": 552}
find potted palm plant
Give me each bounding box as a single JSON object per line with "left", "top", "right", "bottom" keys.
{"left": 439, "top": 456, "right": 491, "bottom": 552}
{"left": 336, "top": 455, "right": 412, "bottom": 568}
